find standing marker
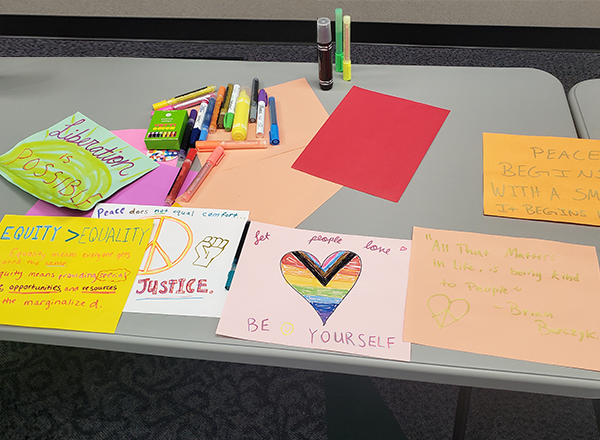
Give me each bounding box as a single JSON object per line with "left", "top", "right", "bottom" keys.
{"left": 343, "top": 15, "right": 351, "bottom": 81}
{"left": 249, "top": 78, "right": 259, "bottom": 123}
{"left": 256, "top": 89, "right": 267, "bottom": 139}
{"left": 269, "top": 96, "right": 280, "bottom": 145}
{"left": 317, "top": 17, "right": 333, "bottom": 91}
{"left": 335, "top": 8, "right": 343, "bottom": 72}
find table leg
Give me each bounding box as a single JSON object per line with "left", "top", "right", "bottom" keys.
{"left": 592, "top": 399, "right": 600, "bottom": 435}
{"left": 452, "top": 386, "right": 472, "bottom": 440}
{"left": 324, "top": 372, "right": 409, "bottom": 440}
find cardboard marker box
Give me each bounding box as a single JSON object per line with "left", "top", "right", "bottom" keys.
{"left": 144, "top": 110, "right": 188, "bottom": 150}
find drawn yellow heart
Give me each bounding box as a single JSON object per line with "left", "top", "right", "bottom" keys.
{"left": 427, "top": 294, "right": 470, "bottom": 329}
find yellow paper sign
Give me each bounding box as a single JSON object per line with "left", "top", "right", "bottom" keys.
{"left": 483, "top": 133, "right": 600, "bottom": 226}
{"left": 0, "top": 215, "right": 153, "bottom": 333}
{"left": 404, "top": 226, "right": 600, "bottom": 372}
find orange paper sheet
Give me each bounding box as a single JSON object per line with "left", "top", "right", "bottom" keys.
{"left": 404, "top": 226, "right": 600, "bottom": 371}
{"left": 483, "top": 133, "right": 600, "bottom": 226}
{"left": 175, "top": 78, "right": 341, "bottom": 227}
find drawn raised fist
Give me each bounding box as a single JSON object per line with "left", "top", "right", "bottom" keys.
{"left": 193, "top": 236, "right": 229, "bottom": 267}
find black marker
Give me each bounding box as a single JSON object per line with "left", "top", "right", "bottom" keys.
{"left": 317, "top": 17, "right": 333, "bottom": 91}
{"left": 250, "top": 78, "right": 259, "bottom": 123}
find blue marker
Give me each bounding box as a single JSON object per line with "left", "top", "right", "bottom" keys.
{"left": 189, "top": 102, "right": 208, "bottom": 145}
{"left": 199, "top": 96, "right": 217, "bottom": 141}
{"left": 268, "top": 96, "right": 280, "bottom": 145}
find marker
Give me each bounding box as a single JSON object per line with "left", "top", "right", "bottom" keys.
{"left": 199, "top": 96, "right": 217, "bottom": 141}
{"left": 231, "top": 86, "right": 251, "bottom": 140}
{"left": 189, "top": 101, "right": 208, "bottom": 145}
{"left": 180, "top": 146, "right": 225, "bottom": 202}
{"left": 268, "top": 96, "right": 280, "bottom": 145}
{"left": 173, "top": 86, "right": 210, "bottom": 99}
{"left": 162, "top": 93, "right": 214, "bottom": 111}
{"left": 224, "top": 84, "right": 240, "bottom": 132}
{"left": 249, "top": 78, "right": 259, "bottom": 123}
{"left": 317, "top": 17, "right": 333, "bottom": 91}
{"left": 196, "top": 139, "right": 268, "bottom": 151}
{"left": 152, "top": 85, "right": 216, "bottom": 110}
{"left": 343, "top": 15, "right": 351, "bottom": 81}
{"left": 209, "top": 86, "right": 226, "bottom": 134}
{"left": 164, "top": 148, "right": 197, "bottom": 206}
{"left": 218, "top": 84, "right": 233, "bottom": 129}
{"left": 177, "top": 108, "right": 197, "bottom": 162}
{"left": 256, "top": 89, "right": 267, "bottom": 138}
{"left": 225, "top": 220, "right": 251, "bottom": 290}
{"left": 335, "top": 8, "right": 343, "bottom": 72}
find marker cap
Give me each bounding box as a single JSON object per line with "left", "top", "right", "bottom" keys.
{"left": 317, "top": 17, "right": 332, "bottom": 44}
{"left": 343, "top": 61, "right": 351, "bottom": 81}
{"left": 335, "top": 53, "right": 344, "bottom": 73}
{"left": 231, "top": 125, "right": 247, "bottom": 141}
{"left": 152, "top": 100, "right": 168, "bottom": 110}
{"left": 224, "top": 113, "right": 234, "bottom": 131}
{"left": 258, "top": 89, "right": 268, "bottom": 103}
{"left": 207, "top": 146, "right": 225, "bottom": 166}
{"left": 335, "top": 8, "right": 344, "bottom": 72}
{"left": 269, "top": 125, "right": 280, "bottom": 145}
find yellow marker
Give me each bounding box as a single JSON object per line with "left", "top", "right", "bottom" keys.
{"left": 343, "top": 15, "right": 351, "bottom": 81}
{"left": 231, "top": 86, "right": 251, "bottom": 140}
{"left": 152, "top": 85, "right": 216, "bottom": 110}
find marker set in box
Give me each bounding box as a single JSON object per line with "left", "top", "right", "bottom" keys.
{"left": 144, "top": 110, "right": 188, "bottom": 150}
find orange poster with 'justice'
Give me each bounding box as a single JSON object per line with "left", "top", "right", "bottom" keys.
{"left": 403, "top": 226, "right": 600, "bottom": 371}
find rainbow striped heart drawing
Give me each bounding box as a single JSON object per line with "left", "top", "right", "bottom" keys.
{"left": 280, "top": 250, "right": 362, "bottom": 325}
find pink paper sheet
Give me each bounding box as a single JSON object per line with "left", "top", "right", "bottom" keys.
{"left": 217, "top": 221, "right": 412, "bottom": 362}
{"left": 27, "top": 129, "right": 195, "bottom": 216}
{"left": 292, "top": 86, "right": 450, "bottom": 202}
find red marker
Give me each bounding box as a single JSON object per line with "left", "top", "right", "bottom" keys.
{"left": 164, "top": 148, "right": 196, "bottom": 206}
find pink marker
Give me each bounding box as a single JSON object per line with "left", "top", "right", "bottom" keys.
{"left": 180, "top": 146, "right": 225, "bottom": 202}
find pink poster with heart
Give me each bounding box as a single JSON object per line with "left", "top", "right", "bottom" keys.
{"left": 216, "top": 221, "right": 412, "bottom": 362}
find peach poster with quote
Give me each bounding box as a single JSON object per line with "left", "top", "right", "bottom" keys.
{"left": 404, "top": 226, "right": 600, "bottom": 371}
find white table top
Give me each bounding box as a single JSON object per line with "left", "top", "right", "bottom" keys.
{"left": 3, "top": 57, "right": 600, "bottom": 398}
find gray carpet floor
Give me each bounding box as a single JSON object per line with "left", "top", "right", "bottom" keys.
{"left": 1, "top": 36, "right": 600, "bottom": 439}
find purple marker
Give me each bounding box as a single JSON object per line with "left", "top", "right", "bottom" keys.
{"left": 256, "top": 89, "right": 268, "bottom": 138}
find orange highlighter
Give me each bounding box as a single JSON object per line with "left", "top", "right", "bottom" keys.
{"left": 209, "top": 86, "right": 226, "bottom": 134}
{"left": 180, "top": 147, "right": 225, "bottom": 202}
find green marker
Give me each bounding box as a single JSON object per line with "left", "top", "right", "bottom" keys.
{"left": 224, "top": 84, "right": 240, "bottom": 132}
{"left": 335, "top": 8, "right": 343, "bottom": 72}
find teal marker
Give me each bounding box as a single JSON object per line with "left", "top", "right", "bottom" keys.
{"left": 335, "top": 8, "right": 343, "bottom": 72}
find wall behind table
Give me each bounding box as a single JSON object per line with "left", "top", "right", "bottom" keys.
{"left": 3, "top": 0, "right": 600, "bottom": 50}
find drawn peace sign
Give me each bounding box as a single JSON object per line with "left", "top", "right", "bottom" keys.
{"left": 427, "top": 294, "right": 470, "bottom": 329}
{"left": 139, "top": 216, "right": 193, "bottom": 275}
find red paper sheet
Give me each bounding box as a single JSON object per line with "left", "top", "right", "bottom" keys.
{"left": 292, "top": 86, "right": 450, "bottom": 202}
